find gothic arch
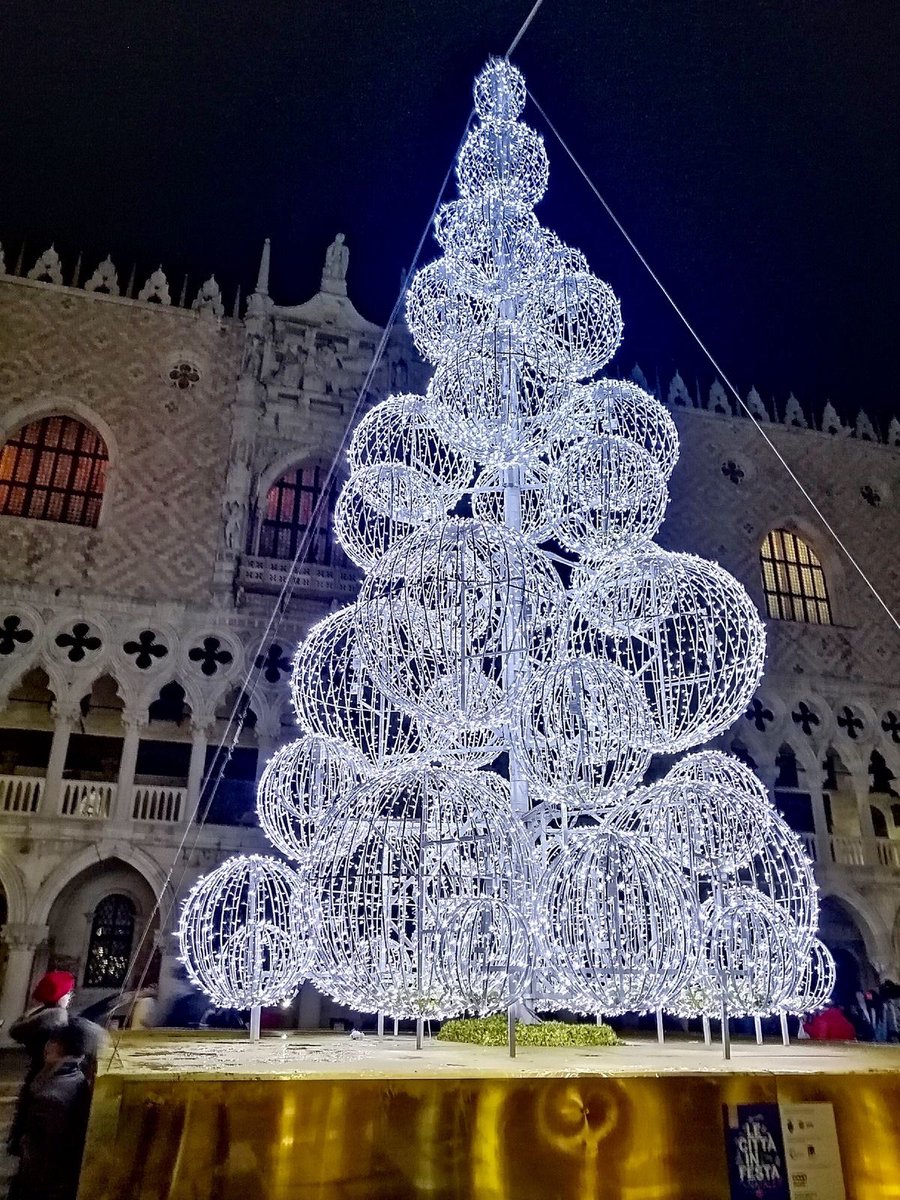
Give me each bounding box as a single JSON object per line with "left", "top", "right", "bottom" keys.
{"left": 0, "top": 396, "right": 119, "bottom": 530}
{"left": 29, "top": 842, "right": 172, "bottom": 927}
{"left": 759, "top": 518, "right": 849, "bottom": 626}
{"left": 0, "top": 851, "right": 30, "bottom": 925}
{"left": 818, "top": 886, "right": 892, "bottom": 970}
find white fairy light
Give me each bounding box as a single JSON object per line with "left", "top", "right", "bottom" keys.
{"left": 785, "top": 939, "right": 836, "bottom": 1015}
{"left": 347, "top": 391, "right": 475, "bottom": 499}
{"left": 236, "top": 54, "right": 829, "bottom": 1032}
{"left": 573, "top": 545, "right": 766, "bottom": 753}
{"left": 355, "top": 517, "right": 565, "bottom": 730}
{"left": 291, "top": 606, "right": 435, "bottom": 768}
{"left": 568, "top": 378, "right": 680, "bottom": 480}
{"left": 178, "top": 855, "right": 307, "bottom": 1010}
{"left": 512, "top": 655, "right": 654, "bottom": 806}
{"left": 539, "top": 828, "right": 697, "bottom": 1013}
{"left": 306, "top": 766, "right": 532, "bottom": 1017}
{"left": 257, "top": 734, "right": 367, "bottom": 864}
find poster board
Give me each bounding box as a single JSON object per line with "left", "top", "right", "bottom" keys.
{"left": 724, "top": 1102, "right": 846, "bottom": 1200}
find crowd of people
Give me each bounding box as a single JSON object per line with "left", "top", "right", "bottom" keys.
{"left": 802, "top": 978, "right": 900, "bottom": 1042}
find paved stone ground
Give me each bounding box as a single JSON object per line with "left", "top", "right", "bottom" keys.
{"left": 100, "top": 1028, "right": 900, "bottom": 1080}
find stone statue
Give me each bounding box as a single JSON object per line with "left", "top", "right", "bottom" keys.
{"left": 321, "top": 233, "right": 349, "bottom": 295}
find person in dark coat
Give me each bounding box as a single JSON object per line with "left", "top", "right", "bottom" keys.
{"left": 12, "top": 1022, "right": 92, "bottom": 1200}
{"left": 7, "top": 971, "right": 76, "bottom": 1157}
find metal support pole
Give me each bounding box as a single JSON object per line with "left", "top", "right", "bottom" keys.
{"left": 393, "top": 1017, "right": 399, "bottom": 1037}
{"left": 416, "top": 1016, "right": 424, "bottom": 1050}
{"left": 377, "top": 1011, "right": 385, "bottom": 1038}
{"left": 780, "top": 1011, "right": 790, "bottom": 1046}
{"left": 720, "top": 1002, "right": 731, "bottom": 1061}
{"left": 595, "top": 1013, "right": 603, "bottom": 1026}
{"left": 507, "top": 1006, "right": 516, "bottom": 1059}
{"left": 754, "top": 1016, "right": 763, "bottom": 1045}
{"left": 250, "top": 1005, "right": 261, "bottom": 1041}
{"left": 702, "top": 1014, "right": 711, "bottom": 1046}
{"left": 656, "top": 1008, "right": 665, "bottom": 1045}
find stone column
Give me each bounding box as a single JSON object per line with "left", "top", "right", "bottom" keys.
{"left": 112, "top": 711, "right": 145, "bottom": 824}
{"left": 42, "top": 705, "right": 77, "bottom": 816}
{"left": 853, "top": 768, "right": 879, "bottom": 866}
{"left": 0, "top": 923, "right": 49, "bottom": 1042}
{"left": 184, "top": 723, "right": 210, "bottom": 826}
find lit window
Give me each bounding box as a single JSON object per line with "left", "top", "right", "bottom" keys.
{"left": 760, "top": 530, "right": 832, "bottom": 624}
{"left": 258, "top": 462, "right": 345, "bottom": 565}
{"left": 83, "top": 893, "right": 135, "bottom": 988}
{"left": 0, "top": 415, "right": 108, "bottom": 528}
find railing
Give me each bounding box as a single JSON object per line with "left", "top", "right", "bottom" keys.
{"left": 239, "top": 555, "right": 360, "bottom": 598}
{"left": 828, "top": 836, "right": 867, "bottom": 867}
{"left": 800, "top": 831, "right": 900, "bottom": 871}
{"left": 875, "top": 838, "right": 900, "bottom": 870}
{"left": 0, "top": 774, "right": 43, "bottom": 815}
{"left": 59, "top": 780, "right": 115, "bottom": 819}
{"left": 131, "top": 784, "right": 186, "bottom": 823}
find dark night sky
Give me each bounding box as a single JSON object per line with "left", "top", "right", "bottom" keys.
{"left": 1, "top": 1, "right": 898, "bottom": 426}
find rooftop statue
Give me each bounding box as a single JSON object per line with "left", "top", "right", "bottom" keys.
{"left": 321, "top": 232, "right": 349, "bottom": 296}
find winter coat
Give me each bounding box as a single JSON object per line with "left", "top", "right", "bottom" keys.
{"left": 7, "top": 1006, "right": 69, "bottom": 1155}
{"left": 13, "top": 1057, "right": 91, "bottom": 1200}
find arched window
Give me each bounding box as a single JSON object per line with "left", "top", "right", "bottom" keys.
{"left": 891, "top": 803, "right": 900, "bottom": 828}
{"left": 0, "top": 415, "right": 108, "bottom": 527}
{"left": 83, "top": 893, "right": 135, "bottom": 987}
{"left": 870, "top": 805, "right": 888, "bottom": 839}
{"left": 760, "top": 530, "right": 832, "bottom": 624}
{"left": 258, "top": 461, "right": 345, "bottom": 565}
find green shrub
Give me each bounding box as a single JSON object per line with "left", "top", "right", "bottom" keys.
{"left": 437, "top": 1015, "right": 621, "bottom": 1048}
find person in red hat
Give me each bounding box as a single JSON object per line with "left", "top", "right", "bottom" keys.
{"left": 7, "top": 971, "right": 76, "bottom": 1165}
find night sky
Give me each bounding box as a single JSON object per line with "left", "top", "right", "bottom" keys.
{"left": 2, "top": 1, "right": 897, "bottom": 426}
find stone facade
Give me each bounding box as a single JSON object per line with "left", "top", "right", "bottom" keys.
{"left": 0, "top": 237, "right": 897, "bottom": 1033}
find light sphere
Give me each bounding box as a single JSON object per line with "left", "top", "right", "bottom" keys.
{"left": 539, "top": 829, "right": 697, "bottom": 1012}
{"left": 405, "top": 260, "right": 496, "bottom": 364}
{"left": 178, "top": 854, "right": 307, "bottom": 1009}
{"left": 732, "top": 812, "right": 818, "bottom": 955}
{"left": 574, "top": 545, "right": 766, "bottom": 753}
{"left": 307, "top": 766, "right": 533, "bottom": 1018}
{"left": 473, "top": 57, "right": 527, "bottom": 123}
{"left": 703, "top": 890, "right": 799, "bottom": 1015}
{"left": 257, "top": 734, "right": 366, "bottom": 864}
{"left": 785, "top": 939, "right": 836, "bottom": 1015}
{"left": 348, "top": 392, "right": 475, "bottom": 498}
{"left": 641, "top": 772, "right": 774, "bottom": 874}
{"left": 548, "top": 435, "right": 668, "bottom": 558}
{"left": 334, "top": 465, "right": 440, "bottom": 570}
{"left": 528, "top": 270, "right": 623, "bottom": 379}
{"left": 426, "top": 321, "right": 573, "bottom": 467}
{"left": 436, "top": 897, "right": 532, "bottom": 1014}
{"left": 356, "top": 518, "right": 566, "bottom": 730}
{"left": 512, "top": 655, "right": 654, "bottom": 806}
{"left": 435, "top": 198, "right": 548, "bottom": 301}
{"left": 291, "top": 606, "right": 434, "bottom": 767}
{"left": 457, "top": 120, "right": 549, "bottom": 208}
{"left": 470, "top": 460, "right": 558, "bottom": 544}
{"left": 569, "top": 378, "right": 680, "bottom": 480}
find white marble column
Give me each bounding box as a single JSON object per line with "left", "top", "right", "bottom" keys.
{"left": 184, "top": 723, "right": 210, "bottom": 825}
{"left": 0, "top": 923, "right": 49, "bottom": 1042}
{"left": 42, "top": 705, "right": 77, "bottom": 816}
{"left": 112, "top": 711, "right": 145, "bottom": 823}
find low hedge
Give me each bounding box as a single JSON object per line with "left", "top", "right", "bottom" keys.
{"left": 437, "top": 1014, "right": 621, "bottom": 1048}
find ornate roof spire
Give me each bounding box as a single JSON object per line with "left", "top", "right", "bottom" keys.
{"left": 255, "top": 237, "right": 271, "bottom": 296}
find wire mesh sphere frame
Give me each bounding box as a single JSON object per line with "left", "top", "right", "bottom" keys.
{"left": 178, "top": 855, "right": 308, "bottom": 1010}
{"left": 538, "top": 829, "right": 698, "bottom": 1013}
{"left": 347, "top": 392, "right": 475, "bottom": 500}
{"left": 574, "top": 545, "right": 766, "bottom": 753}
{"left": 306, "top": 766, "right": 533, "bottom": 1019}
{"left": 568, "top": 379, "right": 680, "bottom": 481}
{"left": 291, "top": 606, "right": 435, "bottom": 768}
{"left": 512, "top": 655, "right": 655, "bottom": 806}
{"left": 702, "top": 889, "right": 800, "bottom": 1016}
{"left": 436, "top": 897, "right": 533, "bottom": 1015}
{"left": 784, "top": 938, "right": 836, "bottom": 1015}
{"left": 473, "top": 57, "right": 527, "bottom": 123}
{"left": 356, "top": 518, "right": 566, "bottom": 731}
{"left": 256, "top": 734, "right": 367, "bottom": 865}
